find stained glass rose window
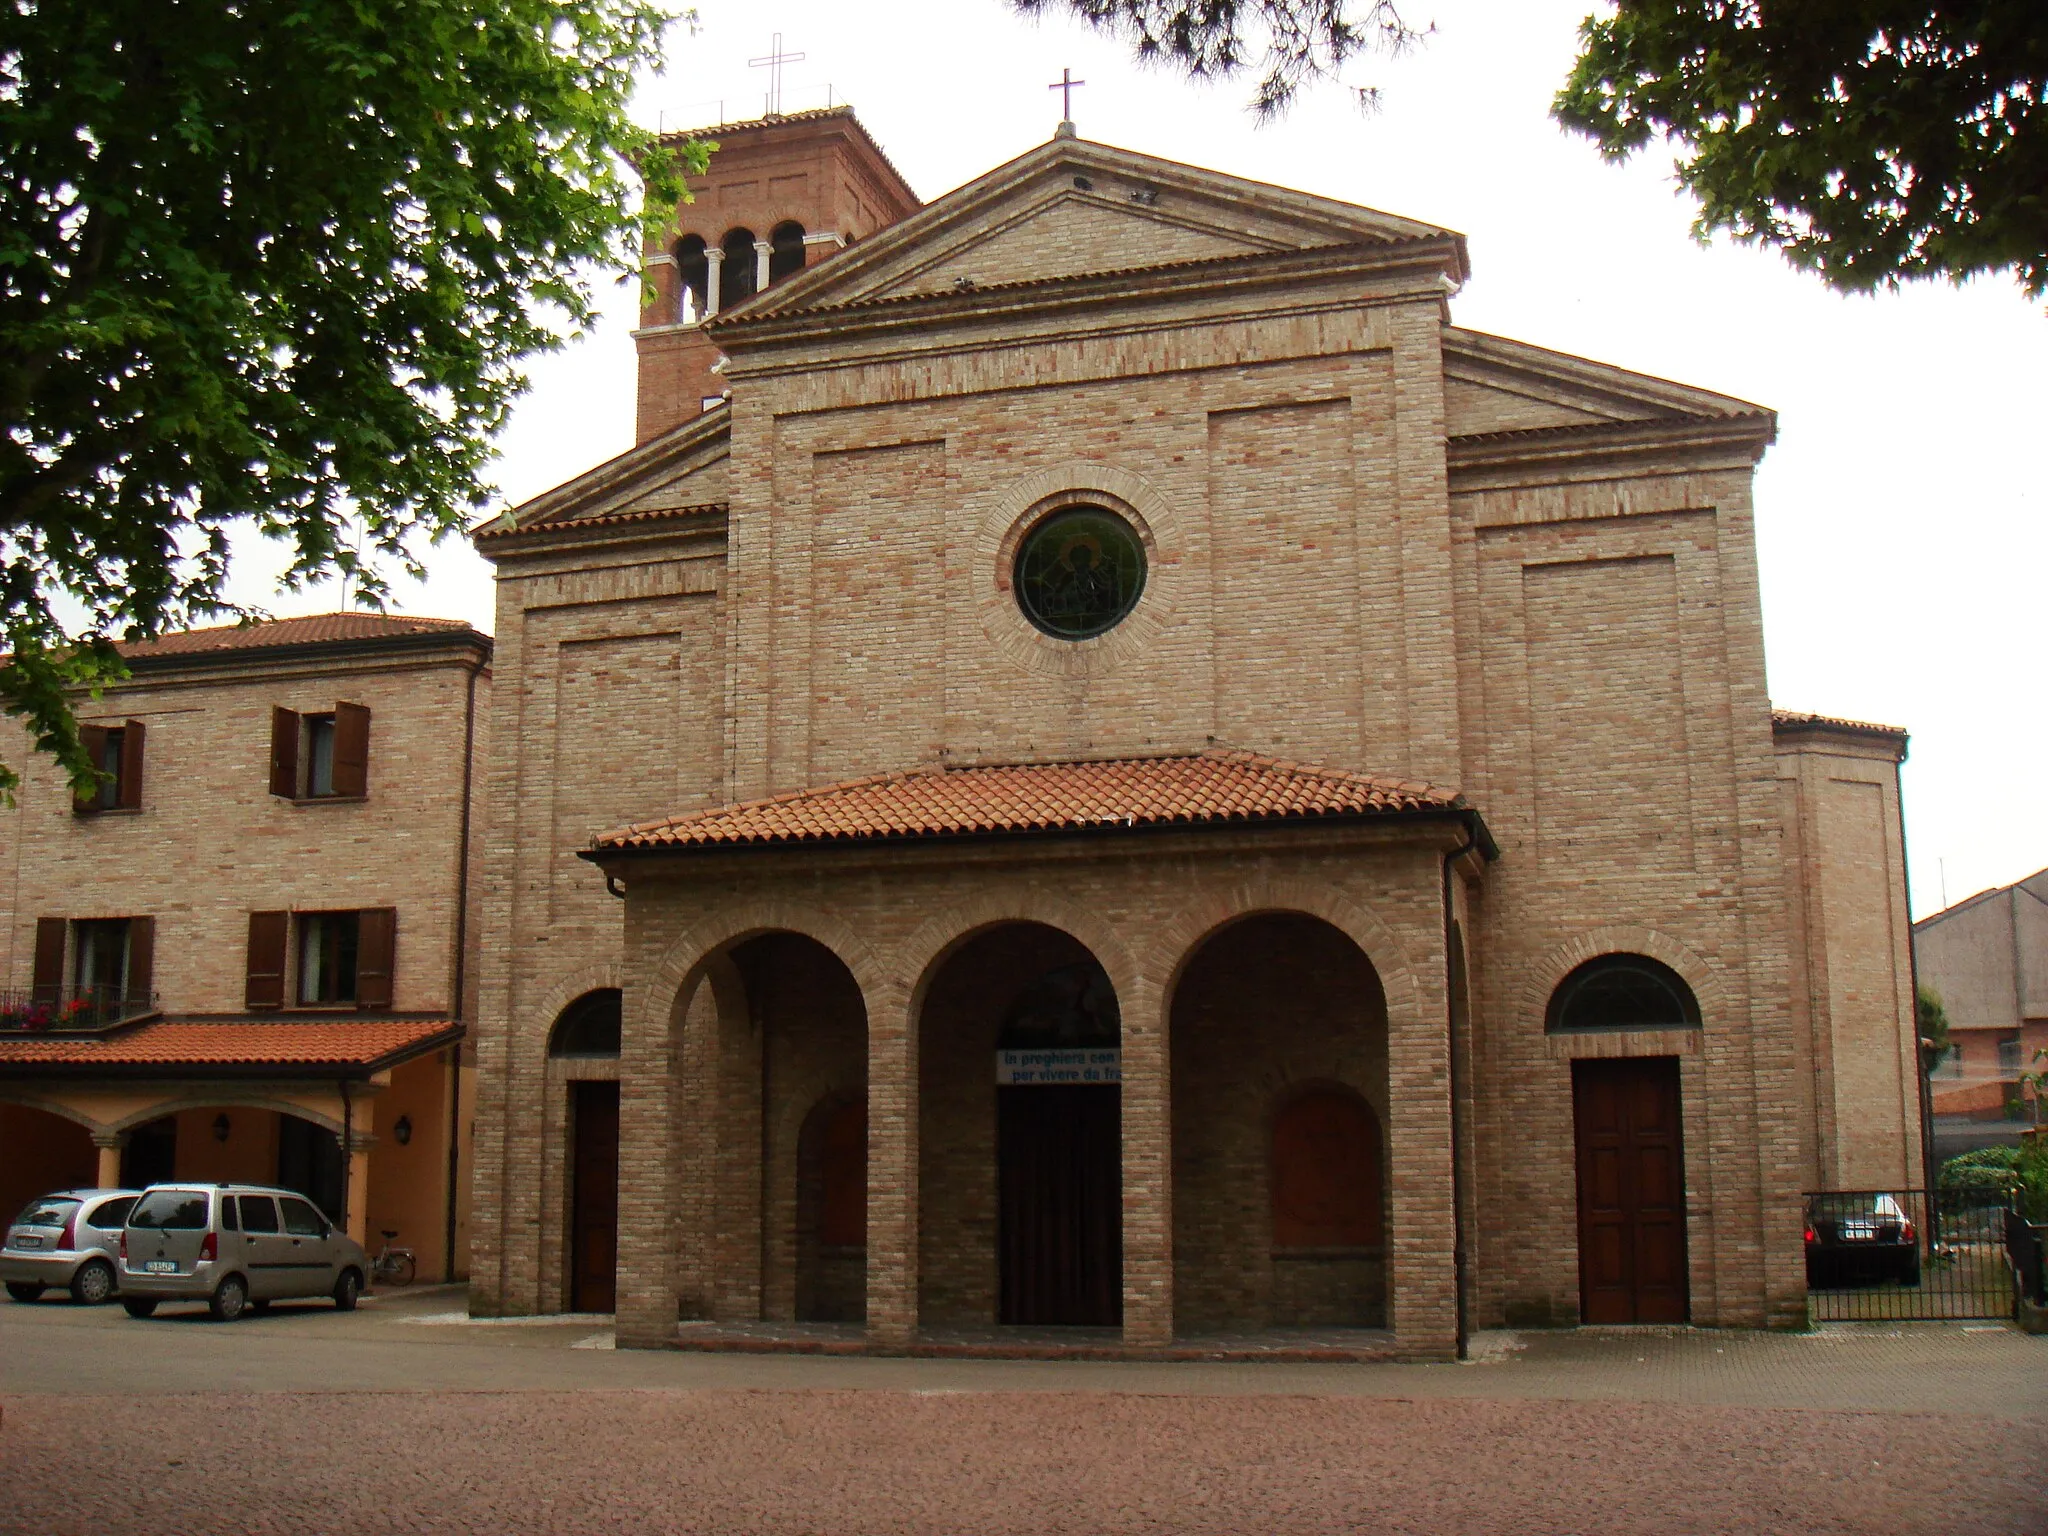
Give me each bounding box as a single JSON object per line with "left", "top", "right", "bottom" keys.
{"left": 1013, "top": 505, "right": 1146, "bottom": 639}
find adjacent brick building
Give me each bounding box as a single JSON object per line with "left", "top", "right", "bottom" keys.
{"left": 468, "top": 110, "right": 1921, "bottom": 1355}
{"left": 1915, "top": 866, "right": 2048, "bottom": 1156}
{"left": 0, "top": 615, "right": 490, "bottom": 1281}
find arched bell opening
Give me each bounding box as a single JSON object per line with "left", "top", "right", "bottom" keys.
{"left": 768, "top": 219, "right": 807, "bottom": 284}
{"left": 916, "top": 921, "right": 1122, "bottom": 1329}
{"left": 719, "top": 227, "right": 759, "bottom": 305}
{"left": 1168, "top": 911, "right": 1390, "bottom": 1332}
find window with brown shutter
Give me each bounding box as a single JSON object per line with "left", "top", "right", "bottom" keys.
{"left": 117, "top": 719, "right": 146, "bottom": 810}
{"left": 125, "top": 916, "right": 155, "bottom": 1008}
{"left": 245, "top": 911, "right": 289, "bottom": 1009}
{"left": 331, "top": 701, "right": 370, "bottom": 798}
{"left": 354, "top": 907, "right": 396, "bottom": 1009}
{"left": 269, "top": 708, "right": 300, "bottom": 798}
{"left": 32, "top": 918, "right": 66, "bottom": 1002}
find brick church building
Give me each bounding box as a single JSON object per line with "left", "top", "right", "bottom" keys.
{"left": 467, "top": 108, "right": 1921, "bottom": 1357}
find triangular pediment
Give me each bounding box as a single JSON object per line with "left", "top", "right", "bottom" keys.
{"left": 473, "top": 409, "right": 730, "bottom": 545}
{"left": 732, "top": 135, "right": 1464, "bottom": 317}
{"left": 1443, "top": 328, "right": 1770, "bottom": 435}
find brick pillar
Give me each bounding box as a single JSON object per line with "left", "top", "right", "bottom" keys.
{"left": 615, "top": 972, "right": 689, "bottom": 1348}
{"left": 1387, "top": 914, "right": 1458, "bottom": 1360}
{"left": 1121, "top": 975, "right": 1172, "bottom": 1347}
{"left": 92, "top": 1133, "right": 122, "bottom": 1190}
{"left": 865, "top": 981, "right": 917, "bottom": 1346}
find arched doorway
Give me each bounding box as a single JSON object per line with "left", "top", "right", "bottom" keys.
{"left": 550, "top": 989, "right": 621, "bottom": 1312}
{"left": 1170, "top": 912, "right": 1389, "bottom": 1331}
{"left": 919, "top": 923, "right": 1122, "bottom": 1328}
{"left": 1549, "top": 954, "right": 1697, "bottom": 1324}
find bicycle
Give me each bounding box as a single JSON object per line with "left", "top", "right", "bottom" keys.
{"left": 370, "top": 1229, "right": 417, "bottom": 1287}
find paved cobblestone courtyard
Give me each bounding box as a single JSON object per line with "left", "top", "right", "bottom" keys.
{"left": 3, "top": 1288, "right": 2043, "bottom": 1534}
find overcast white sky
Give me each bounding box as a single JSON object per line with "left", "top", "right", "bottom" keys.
{"left": 228, "top": 0, "right": 2046, "bottom": 919}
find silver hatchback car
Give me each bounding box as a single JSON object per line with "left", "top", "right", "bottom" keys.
{"left": 3, "top": 1189, "right": 141, "bottom": 1304}
{"left": 119, "top": 1183, "right": 368, "bottom": 1321}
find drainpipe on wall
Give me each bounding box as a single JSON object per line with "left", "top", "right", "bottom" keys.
{"left": 1442, "top": 815, "right": 1482, "bottom": 1361}
{"left": 444, "top": 658, "right": 483, "bottom": 1284}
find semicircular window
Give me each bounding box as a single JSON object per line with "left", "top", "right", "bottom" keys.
{"left": 548, "top": 989, "right": 623, "bottom": 1059}
{"left": 1545, "top": 955, "right": 1701, "bottom": 1035}
{"left": 998, "top": 960, "right": 1120, "bottom": 1049}
{"left": 1014, "top": 505, "right": 1147, "bottom": 640}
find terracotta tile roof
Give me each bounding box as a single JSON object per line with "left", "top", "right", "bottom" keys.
{"left": 0, "top": 1019, "right": 461, "bottom": 1073}
{"left": 1771, "top": 709, "right": 1909, "bottom": 740}
{"left": 118, "top": 613, "right": 480, "bottom": 660}
{"left": 590, "top": 750, "right": 1474, "bottom": 854}
{"left": 475, "top": 500, "right": 727, "bottom": 542}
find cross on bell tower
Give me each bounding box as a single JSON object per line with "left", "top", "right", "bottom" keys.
{"left": 750, "top": 33, "right": 806, "bottom": 117}
{"left": 1049, "top": 67, "right": 1085, "bottom": 138}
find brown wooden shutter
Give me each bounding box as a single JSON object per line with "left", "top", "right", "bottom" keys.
{"left": 118, "top": 719, "right": 147, "bottom": 810}
{"left": 332, "top": 701, "right": 370, "bottom": 798}
{"left": 32, "top": 918, "right": 66, "bottom": 1001}
{"left": 125, "top": 916, "right": 155, "bottom": 1006}
{"left": 74, "top": 725, "right": 108, "bottom": 814}
{"left": 354, "top": 907, "right": 396, "bottom": 1009}
{"left": 245, "top": 911, "right": 289, "bottom": 1009}
{"left": 269, "top": 707, "right": 300, "bottom": 798}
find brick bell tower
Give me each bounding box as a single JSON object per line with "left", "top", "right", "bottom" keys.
{"left": 635, "top": 107, "right": 922, "bottom": 442}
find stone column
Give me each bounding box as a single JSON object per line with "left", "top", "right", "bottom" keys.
{"left": 92, "top": 1132, "right": 123, "bottom": 1190}
{"left": 1385, "top": 886, "right": 1458, "bottom": 1359}
{"left": 753, "top": 239, "right": 772, "bottom": 294}
{"left": 704, "top": 248, "right": 724, "bottom": 317}
{"left": 1121, "top": 975, "right": 1172, "bottom": 1347}
{"left": 343, "top": 1134, "right": 374, "bottom": 1247}
{"left": 865, "top": 981, "right": 917, "bottom": 1346}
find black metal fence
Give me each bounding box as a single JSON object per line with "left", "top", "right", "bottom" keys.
{"left": 0, "top": 983, "right": 157, "bottom": 1032}
{"left": 1804, "top": 1188, "right": 2020, "bottom": 1322}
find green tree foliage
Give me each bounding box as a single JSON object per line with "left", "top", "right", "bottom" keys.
{"left": 0, "top": 0, "right": 705, "bottom": 797}
{"left": 1015, "top": 0, "right": 1427, "bottom": 116}
{"left": 1554, "top": 2, "right": 2048, "bottom": 297}
{"left": 1917, "top": 983, "right": 1952, "bottom": 1075}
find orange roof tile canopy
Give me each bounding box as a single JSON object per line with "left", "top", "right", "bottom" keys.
{"left": 0, "top": 1019, "right": 461, "bottom": 1076}
{"left": 588, "top": 750, "right": 1489, "bottom": 855}
{"left": 117, "top": 612, "right": 479, "bottom": 660}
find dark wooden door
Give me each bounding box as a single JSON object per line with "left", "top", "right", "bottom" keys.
{"left": 1574, "top": 1057, "right": 1688, "bottom": 1324}
{"left": 570, "top": 1081, "right": 620, "bottom": 1314}
{"left": 998, "top": 1085, "right": 1122, "bottom": 1326}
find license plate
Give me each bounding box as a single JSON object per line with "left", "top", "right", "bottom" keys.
{"left": 13, "top": 1235, "right": 41, "bottom": 1249}
{"left": 1841, "top": 1222, "right": 1878, "bottom": 1241}
{"left": 144, "top": 1259, "right": 178, "bottom": 1274}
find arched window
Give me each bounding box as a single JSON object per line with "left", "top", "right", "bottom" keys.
{"left": 548, "top": 989, "right": 622, "bottom": 1058}
{"left": 720, "top": 227, "right": 758, "bottom": 305}
{"left": 1545, "top": 954, "right": 1701, "bottom": 1034}
{"left": 1271, "top": 1087, "right": 1382, "bottom": 1249}
{"left": 675, "top": 234, "right": 708, "bottom": 322}
{"left": 768, "top": 220, "right": 807, "bottom": 284}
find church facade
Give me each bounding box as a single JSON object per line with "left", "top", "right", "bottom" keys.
{"left": 468, "top": 109, "right": 1920, "bottom": 1357}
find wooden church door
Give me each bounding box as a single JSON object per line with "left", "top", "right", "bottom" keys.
{"left": 997, "top": 1084, "right": 1122, "bottom": 1326}
{"left": 570, "top": 1080, "right": 620, "bottom": 1313}
{"left": 1573, "top": 1057, "right": 1689, "bottom": 1324}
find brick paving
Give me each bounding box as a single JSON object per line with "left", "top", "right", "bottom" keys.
{"left": 3, "top": 1294, "right": 2044, "bottom": 1533}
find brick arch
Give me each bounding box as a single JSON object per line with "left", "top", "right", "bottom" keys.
{"left": 105, "top": 1094, "right": 347, "bottom": 1140}
{"left": 1151, "top": 878, "right": 1422, "bottom": 1024}
{"left": 891, "top": 890, "right": 1149, "bottom": 1024}
{"left": 640, "top": 898, "right": 890, "bottom": 1045}
{"left": 0, "top": 1089, "right": 109, "bottom": 1137}
{"left": 1520, "top": 926, "right": 1723, "bottom": 1034}
{"left": 526, "top": 963, "right": 627, "bottom": 1051}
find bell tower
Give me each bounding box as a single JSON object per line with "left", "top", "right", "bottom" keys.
{"left": 635, "top": 107, "right": 922, "bottom": 442}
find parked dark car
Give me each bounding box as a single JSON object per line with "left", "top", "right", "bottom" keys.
{"left": 1805, "top": 1192, "right": 1920, "bottom": 1288}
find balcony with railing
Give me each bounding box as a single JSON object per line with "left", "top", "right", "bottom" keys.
{"left": 0, "top": 984, "right": 160, "bottom": 1033}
